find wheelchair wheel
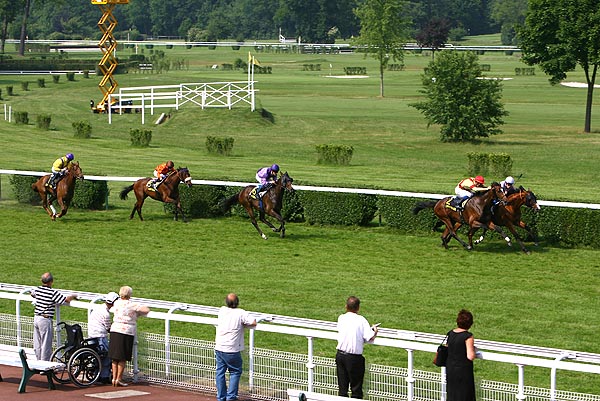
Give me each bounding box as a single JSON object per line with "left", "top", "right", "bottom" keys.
{"left": 67, "top": 347, "right": 102, "bottom": 387}
{"left": 50, "top": 345, "right": 73, "bottom": 384}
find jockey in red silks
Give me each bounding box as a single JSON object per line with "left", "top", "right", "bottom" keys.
{"left": 452, "top": 175, "right": 489, "bottom": 209}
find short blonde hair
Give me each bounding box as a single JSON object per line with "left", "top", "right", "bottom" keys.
{"left": 119, "top": 286, "right": 133, "bottom": 299}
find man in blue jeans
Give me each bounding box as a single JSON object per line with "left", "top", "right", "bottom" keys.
{"left": 215, "top": 293, "right": 257, "bottom": 401}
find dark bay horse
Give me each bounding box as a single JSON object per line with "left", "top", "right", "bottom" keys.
{"left": 222, "top": 172, "right": 294, "bottom": 239}
{"left": 473, "top": 187, "right": 540, "bottom": 254}
{"left": 31, "top": 162, "right": 84, "bottom": 221}
{"left": 119, "top": 167, "right": 192, "bottom": 222}
{"left": 413, "top": 184, "right": 510, "bottom": 250}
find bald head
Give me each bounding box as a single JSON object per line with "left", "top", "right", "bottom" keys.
{"left": 41, "top": 272, "right": 54, "bottom": 286}
{"left": 225, "top": 293, "right": 239, "bottom": 309}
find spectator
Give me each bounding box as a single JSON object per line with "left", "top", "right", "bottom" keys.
{"left": 30, "top": 272, "right": 76, "bottom": 360}
{"left": 215, "top": 293, "right": 257, "bottom": 401}
{"left": 108, "top": 286, "right": 150, "bottom": 387}
{"left": 336, "top": 296, "right": 378, "bottom": 399}
{"left": 88, "top": 291, "right": 119, "bottom": 384}
{"left": 446, "top": 309, "right": 477, "bottom": 401}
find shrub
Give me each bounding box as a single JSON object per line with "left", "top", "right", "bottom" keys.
{"left": 299, "top": 191, "right": 377, "bottom": 226}
{"left": 130, "top": 128, "right": 152, "bottom": 147}
{"left": 52, "top": 75, "right": 60, "bottom": 84}
{"left": 66, "top": 72, "right": 75, "bottom": 81}
{"left": 377, "top": 196, "right": 438, "bottom": 232}
{"left": 14, "top": 111, "right": 29, "bottom": 125}
{"left": 37, "top": 78, "right": 45, "bottom": 88}
{"left": 21, "top": 81, "right": 29, "bottom": 91}
{"left": 488, "top": 153, "right": 513, "bottom": 177}
{"left": 467, "top": 152, "right": 489, "bottom": 176}
{"left": 0, "top": 88, "right": 2, "bottom": 99}
{"left": 165, "top": 185, "right": 229, "bottom": 218}
{"left": 36, "top": 114, "right": 52, "bottom": 130}
{"left": 83, "top": 70, "right": 89, "bottom": 78}
{"left": 6, "top": 86, "right": 13, "bottom": 96}
{"left": 72, "top": 120, "right": 92, "bottom": 138}
{"left": 316, "top": 144, "right": 353, "bottom": 165}
{"left": 206, "top": 136, "right": 234, "bottom": 155}
{"left": 72, "top": 179, "right": 109, "bottom": 210}
{"left": 9, "top": 175, "right": 40, "bottom": 204}
{"left": 467, "top": 152, "right": 512, "bottom": 178}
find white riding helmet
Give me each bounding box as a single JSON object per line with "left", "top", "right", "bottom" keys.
{"left": 505, "top": 176, "right": 515, "bottom": 184}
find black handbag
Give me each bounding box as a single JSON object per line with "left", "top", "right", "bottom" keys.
{"left": 433, "top": 334, "right": 449, "bottom": 367}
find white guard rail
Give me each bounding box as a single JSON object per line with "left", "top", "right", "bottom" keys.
{"left": 1, "top": 284, "right": 600, "bottom": 401}
{"left": 1, "top": 169, "right": 600, "bottom": 210}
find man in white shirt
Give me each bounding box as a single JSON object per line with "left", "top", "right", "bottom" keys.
{"left": 336, "top": 296, "right": 378, "bottom": 399}
{"left": 88, "top": 292, "right": 119, "bottom": 384}
{"left": 215, "top": 293, "right": 257, "bottom": 401}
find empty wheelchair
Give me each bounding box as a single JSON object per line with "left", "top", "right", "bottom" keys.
{"left": 50, "top": 322, "right": 104, "bottom": 387}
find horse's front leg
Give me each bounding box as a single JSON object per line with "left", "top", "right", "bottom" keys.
{"left": 174, "top": 200, "right": 188, "bottom": 223}
{"left": 518, "top": 220, "right": 538, "bottom": 246}
{"left": 474, "top": 228, "right": 488, "bottom": 245}
{"left": 268, "top": 210, "right": 286, "bottom": 238}
{"left": 487, "top": 222, "right": 513, "bottom": 247}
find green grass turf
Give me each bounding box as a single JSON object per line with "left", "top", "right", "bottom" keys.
{"left": 1, "top": 42, "right": 600, "bottom": 393}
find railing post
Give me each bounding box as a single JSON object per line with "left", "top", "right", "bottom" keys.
{"left": 16, "top": 288, "right": 32, "bottom": 347}
{"left": 516, "top": 364, "right": 526, "bottom": 401}
{"left": 406, "top": 349, "right": 415, "bottom": 401}
{"left": 165, "top": 305, "right": 187, "bottom": 377}
{"left": 307, "top": 336, "right": 315, "bottom": 392}
{"left": 550, "top": 353, "right": 575, "bottom": 401}
{"left": 141, "top": 95, "right": 145, "bottom": 125}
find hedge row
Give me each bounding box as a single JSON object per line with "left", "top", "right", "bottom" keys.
{"left": 9, "top": 177, "right": 599, "bottom": 248}
{"left": 0, "top": 59, "right": 96, "bottom": 71}
{"left": 10, "top": 175, "right": 108, "bottom": 209}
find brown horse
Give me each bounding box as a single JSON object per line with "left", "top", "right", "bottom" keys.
{"left": 222, "top": 172, "right": 294, "bottom": 239}
{"left": 31, "top": 162, "right": 84, "bottom": 221}
{"left": 412, "top": 183, "right": 510, "bottom": 250}
{"left": 119, "top": 167, "right": 192, "bottom": 222}
{"left": 473, "top": 187, "right": 540, "bottom": 254}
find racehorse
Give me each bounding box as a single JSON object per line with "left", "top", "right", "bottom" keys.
{"left": 119, "top": 167, "right": 192, "bottom": 222}
{"left": 473, "top": 186, "right": 540, "bottom": 254}
{"left": 31, "top": 162, "right": 84, "bottom": 221}
{"left": 412, "top": 183, "right": 511, "bottom": 250}
{"left": 221, "top": 172, "right": 294, "bottom": 239}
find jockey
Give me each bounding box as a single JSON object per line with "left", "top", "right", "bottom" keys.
{"left": 47, "top": 153, "right": 74, "bottom": 189}
{"left": 255, "top": 164, "right": 280, "bottom": 194}
{"left": 149, "top": 160, "right": 175, "bottom": 189}
{"left": 500, "top": 176, "right": 517, "bottom": 196}
{"left": 451, "top": 175, "right": 489, "bottom": 209}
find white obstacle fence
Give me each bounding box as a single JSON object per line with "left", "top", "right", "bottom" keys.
{"left": 106, "top": 81, "right": 257, "bottom": 124}
{"left": 1, "top": 284, "right": 599, "bottom": 401}
{"left": 1, "top": 169, "right": 599, "bottom": 211}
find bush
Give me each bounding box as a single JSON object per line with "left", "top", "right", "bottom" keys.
{"left": 72, "top": 120, "right": 92, "bottom": 138}
{"left": 206, "top": 136, "right": 234, "bottom": 155}
{"left": 130, "top": 128, "right": 152, "bottom": 147}
{"left": 37, "top": 78, "right": 45, "bottom": 88}
{"left": 36, "top": 114, "right": 52, "bottom": 130}
{"left": 9, "top": 175, "right": 40, "bottom": 204}
{"left": 165, "top": 185, "right": 229, "bottom": 218}
{"left": 66, "top": 72, "right": 75, "bottom": 81}
{"left": 467, "top": 152, "right": 512, "bottom": 177}
{"left": 83, "top": 70, "right": 89, "bottom": 78}
{"left": 72, "top": 179, "right": 109, "bottom": 210}
{"left": 6, "top": 86, "right": 13, "bottom": 96}
{"left": 0, "top": 88, "right": 2, "bottom": 99}
{"left": 52, "top": 75, "right": 60, "bottom": 84}
{"left": 316, "top": 144, "right": 353, "bottom": 165}
{"left": 21, "top": 81, "right": 29, "bottom": 91}
{"left": 14, "top": 111, "right": 29, "bottom": 125}
{"left": 299, "top": 191, "right": 377, "bottom": 226}
{"left": 467, "top": 152, "right": 490, "bottom": 175}
{"left": 377, "top": 196, "right": 438, "bottom": 232}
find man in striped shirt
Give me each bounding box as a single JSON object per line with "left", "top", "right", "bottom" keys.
{"left": 30, "top": 272, "right": 77, "bottom": 360}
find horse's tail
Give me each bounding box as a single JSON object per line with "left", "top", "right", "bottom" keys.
{"left": 120, "top": 185, "right": 134, "bottom": 200}
{"left": 412, "top": 201, "right": 437, "bottom": 215}
{"left": 221, "top": 192, "right": 240, "bottom": 212}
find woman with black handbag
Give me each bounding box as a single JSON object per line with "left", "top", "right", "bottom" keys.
{"left": 446, "top": 309, "right": 477, "bottom": 401}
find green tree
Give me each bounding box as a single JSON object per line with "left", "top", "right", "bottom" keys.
{"left": 353, "top": 0, "right": 411, "bottom": 97}
{"left": 0, "top": 0, "right": 22, "bottom": 52}
{"left": 410, "top": 51, "right": 508, "bottom": 142}
{"left": 490, "top": 0, "right": 527, "bottom": 45}
{"left": 518, "top": 0, "right": 600, "bottom": 133}
{"left": 415, "top": 17, "right": 451, "bottom": 60}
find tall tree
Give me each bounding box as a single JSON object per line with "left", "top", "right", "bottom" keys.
{"left": 410, "top": 51, "right": 508, "bottom": 142}
{"left": 0, "top": 0, "right": 22, "bottom": 52}
{"left": 490, "top": 0, "right": 527, "bottom": 44}
{"left": 354, "top": 0, "right": 411, "bottom": 97}
{"left": 518, "top": 0, "right": 600, "bottom": 133}
{"left": 415, "top": 17, "right": 451, "bottom": 60}
{"left": 18, "top": 0, "right": 32, "bottom": 56}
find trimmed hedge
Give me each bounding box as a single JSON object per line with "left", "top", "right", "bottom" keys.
{"left": 299, "top": 191, "right": 377, "bottom": 226}
{"left": 377, "top": 196, "right": 438, "bottom": 233}
{"left": 166, "top": 185, "right": 229, "bottom": 218}
{"left": 72, "top": 179, "right": 109, "bottom": 210}
{"left": 9, "top": 175, "right": 40, "bottom": 204}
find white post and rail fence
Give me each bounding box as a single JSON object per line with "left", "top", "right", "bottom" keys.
{"left": 0, "top": 285, "right": 599, "bottom": 401}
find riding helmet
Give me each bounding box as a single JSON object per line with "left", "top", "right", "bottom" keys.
{"left": 271, "top": 164, "right": 280, "bottom": 172}
{"left": 66, "top": 153, "right": 74, "bottom": 160}
{"left": 505, "top": 176, "right": 515, "bottom": 184}
{"left": 167, "top": 160, "right": 174, "bottom": 168}
{"left": 475, "top": 175, "right": 485, "bottom": 184}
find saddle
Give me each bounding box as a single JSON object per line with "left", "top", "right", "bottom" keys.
{"left": 146, "top": 178, "right": 163, "bottom": 191}
{"left": 249, "top": 187, "right": 267, "bottom": 200}
{"left": 446, "top": 197, "right": 468, "bottom": 212}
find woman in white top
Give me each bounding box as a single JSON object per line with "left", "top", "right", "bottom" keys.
{"left": 107, "top": 286, "right": 150, "bottom": 387}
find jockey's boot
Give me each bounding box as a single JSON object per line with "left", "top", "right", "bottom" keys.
{"left": 451, "top": 197, "right": 463, "bottom": 210}
{"left": 47, "top": 174, "right": 57, "bottom": 189}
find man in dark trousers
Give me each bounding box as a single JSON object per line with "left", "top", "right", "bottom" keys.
{"left": 335, "top": 296, "right": 378, "bottom": 399}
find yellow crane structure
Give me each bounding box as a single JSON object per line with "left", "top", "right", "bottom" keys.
{"left": 91, "top": 0, "right": 129, "bottom": 112}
